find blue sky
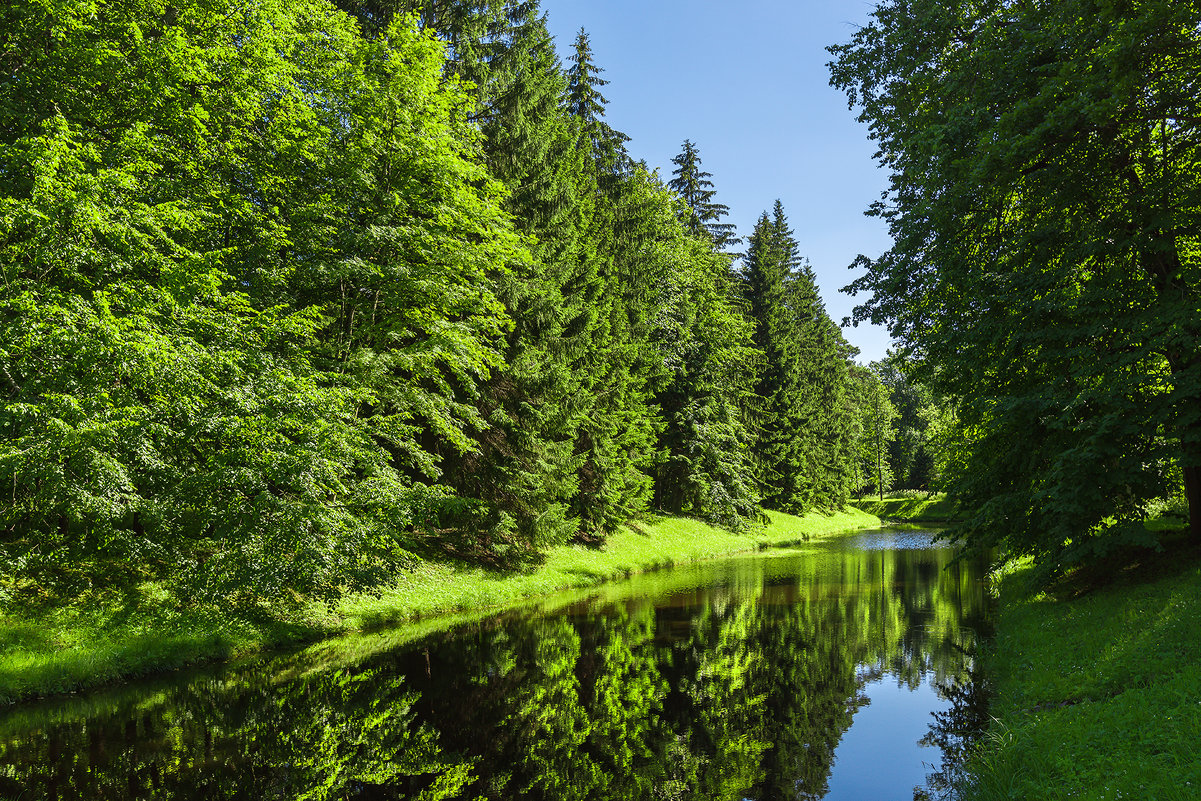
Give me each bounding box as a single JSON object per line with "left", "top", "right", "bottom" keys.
{"left": 540, "top": 0, "right": 894, "bottom": 363}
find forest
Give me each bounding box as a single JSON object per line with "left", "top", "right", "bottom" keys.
{"left": 0, "top": 0, "right": 909, "bottom": 613}
{"left": 4, "top": 0, "right": 1196, "bottom": 618}
{"left": 3, "top": 1, "right": 1199, "bottom": 797}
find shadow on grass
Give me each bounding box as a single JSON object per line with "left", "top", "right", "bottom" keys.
{"left": 1055, "top": 527, "right": 1200, "bottom": 599}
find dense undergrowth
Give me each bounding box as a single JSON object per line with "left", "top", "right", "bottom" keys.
{"left": 0, "top": 507, "right": 879, "bottom": 705}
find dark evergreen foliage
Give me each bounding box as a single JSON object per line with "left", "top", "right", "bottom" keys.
{"left": 668, "top": 140, "right": 740, "bottom": 251}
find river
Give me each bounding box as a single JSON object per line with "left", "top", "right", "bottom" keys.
{"left": 0, "top": 527, "right": 991, "bottom": 800}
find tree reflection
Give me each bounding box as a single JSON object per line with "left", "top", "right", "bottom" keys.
{"left": 0, "top": 544, "right": 990, "bottom": 800}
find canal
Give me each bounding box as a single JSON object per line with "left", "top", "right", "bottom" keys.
{"left": 0, "top": 527, "right": 991, "bottom": 800}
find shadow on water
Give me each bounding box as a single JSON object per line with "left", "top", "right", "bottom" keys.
{"left": 0, "top": 529, "right": 992, "bottom": 801}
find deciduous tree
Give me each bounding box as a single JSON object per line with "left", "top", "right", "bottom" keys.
{"left": 830, "top": 0, "right": 1201, "bottom": 574}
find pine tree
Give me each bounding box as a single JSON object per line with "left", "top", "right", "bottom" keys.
{"left": 668, "top": 140, "right": 739, "bottom": 251}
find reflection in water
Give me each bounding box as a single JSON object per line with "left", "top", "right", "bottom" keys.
{"left": 0, "top": 534, "right": 990, "bottom": 800}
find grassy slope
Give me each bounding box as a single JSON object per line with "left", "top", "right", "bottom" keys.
{"left": 0, "top": 507, "right": 879, "bottom": 705}
{"left": 961, "top": 548, "right": 1201, "bottom": 801}
{"left": 850, "top": 493, "right": 959, "bottom": 522}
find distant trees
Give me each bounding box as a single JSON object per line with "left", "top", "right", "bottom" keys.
{"left": 874, "top": 354, "right": 942, "bottom": 492}
{"left": 830, "top": 0, "right": 1201, "bottom": 576}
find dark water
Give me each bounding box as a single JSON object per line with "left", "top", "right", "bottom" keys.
{"left": 0, "top": 529, "right": 990, "bottom": 801}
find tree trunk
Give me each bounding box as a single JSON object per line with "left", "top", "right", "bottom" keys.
{"left": 1145, "top": 241, "right": 1200, "bottom": 544}
{"left": 1184, "top": 463, "right": 1201, "bottom": 544}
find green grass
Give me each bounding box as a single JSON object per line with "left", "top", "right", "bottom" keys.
{"left": 850, "top": 491, "right": 960, "bottom": 522}
{"left": 960, "top": 544, "right": 1201, "bottom": 801}
{"left": 0, "top": 507, "right": 880, "bottom": 705}
{"left": 340, "top": 507, "right": 877, "bottom": 628}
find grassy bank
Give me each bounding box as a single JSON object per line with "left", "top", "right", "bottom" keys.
{"left": 0, "top": 507, "right": 879, "bottom": 705}
{"left": 960, "top": 541, "right": 1201, "bottom": 800}
{"left": 851, "top": 491, "right": 959, "bottom": 522}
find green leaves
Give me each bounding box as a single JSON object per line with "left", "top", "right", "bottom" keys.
{"left": 830, "top": 0, "right": 1201, "bottom": 574}
{"left": 0, "top": 0, "right": 518, "bottom": 606}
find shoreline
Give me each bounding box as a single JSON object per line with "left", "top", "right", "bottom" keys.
{"left": 959, "top": 540, "right": 1201, "bottom": 799}
{"left": 0, "top": 507, "right": 881, "bottom": 706}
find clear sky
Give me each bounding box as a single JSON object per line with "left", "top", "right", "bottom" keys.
{"left": 540, "top": 0, "right": 894, "bottom": 363}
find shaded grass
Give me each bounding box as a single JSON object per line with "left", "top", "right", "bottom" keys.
{"left": 0, "top": 507, "right": 879, "bottom": 705}
{"left": 959, "top": 539, "right": 1201, "bottom": 801}
{"left": 850, "top": 492, "right": 959, "bottom": 522}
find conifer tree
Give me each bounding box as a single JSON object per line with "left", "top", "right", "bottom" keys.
{"left": 668, "top": 140, "right": 739, "bottom": 250}
{"left": 562, "top": 37, "right": 661, "bottom": 536}
{"left": 355, "top": 0, "right": 615, "bottom": 560}
{"left": 642, "top": 179, "right": 761, "bottom": 528}
{"left": 743, "top": 211, "right": 800, "bottom": 508}
{"left": 565, "top": 28, "right": 630, "bottom": 172}
{"left": 332, "top": 0, "right": 662, "bottom": 550}
{"left": 743, "top": 202, "right": 860, "bottom": 512}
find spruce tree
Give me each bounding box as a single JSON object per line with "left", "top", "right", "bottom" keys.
{"left": 743, "top": 202, "right": 860, "bottom": 512}
{"left": 565, "top": 28, "right": 630, "bottom": 172}
{"left": 644, "top": 179, "right": 761, "bottom": 528}
{"left": 668, "top": 140, "right": 739, "bottom": 250}
{"left": 562, "top": 35, "right": 661, "bottom": 536}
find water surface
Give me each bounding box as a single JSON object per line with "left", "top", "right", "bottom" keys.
{"left": 0, "top": 528, "right": 990, "bottom": 800}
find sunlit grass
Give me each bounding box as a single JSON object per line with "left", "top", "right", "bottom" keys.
{"left": 959, "top": 553, "right": 1201, "bottom": 800}
{"left": 0, "top": 507, "right": 880, "bottom": 704}
{"left": 850, "top": 492, "right": 959, "bottom": 522}
{"left": 338, "top": 507, "right": 878, "bottom": 628}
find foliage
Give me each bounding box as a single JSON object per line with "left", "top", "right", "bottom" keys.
{"left": 0, "top": 0, "right": 880, "bottom": 613}
{"left": 830, "top": 0, "right": 1201, "bottom": 577}
{"left": 566, "top": 28, "right": 631, "bottom": 172}
{"left": 651, "top": 200, "right": 762, "bottom": 529}
{"left": 846, "top": 365, "right": 896, "bottom": 500}
{"left": 0, "top": 0, "right": 518, "bottom": 606}
{"left": 668, "top": 139, "right": 740, "bottom": 251}
{"left": 742, "top": 202, "right": 862, "bottom": 513}
{"left": 872, "top": 352, "right": 944, "bottom": 491}
{"left": 850, "top": 493, "right": 959, "bottom": 523}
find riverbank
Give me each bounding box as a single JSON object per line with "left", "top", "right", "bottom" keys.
{"left": 0, "top": 507, "right": 880, "bottom": 705}
{"left": 960, "top": 537, "right": 1201, "bottom": 800}
{"left": 851, "top": 492, "right": 958, "bottom": 522}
